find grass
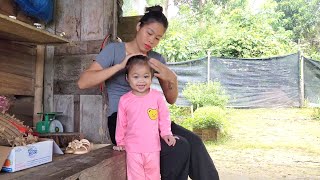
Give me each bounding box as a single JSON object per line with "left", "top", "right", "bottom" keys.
{"left": 203, "top": 108, "right": 320, "bottom": 155}
{"left": 193, "top": 108, "right": 320, "bottom": 179}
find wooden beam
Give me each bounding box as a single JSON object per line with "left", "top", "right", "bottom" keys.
{"left": 33, "top": 45, "right": 45, "bottom": 126}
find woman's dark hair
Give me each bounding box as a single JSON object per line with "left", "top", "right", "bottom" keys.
{"left": 139, "top": 5, "right": 168, "bottom": 30}
{"left": 125, "top": 55, "right": 154, "bottom": 77}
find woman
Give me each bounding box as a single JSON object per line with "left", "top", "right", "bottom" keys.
{"left": 77, "top": 5, "right": 219, "bottom": 180}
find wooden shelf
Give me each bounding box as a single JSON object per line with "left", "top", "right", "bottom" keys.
{"left": 0, "top": 13, "right": 69, "bottom": 44}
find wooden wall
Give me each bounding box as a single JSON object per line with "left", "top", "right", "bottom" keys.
{"left": 0, "top": 40, "right": 36, "bottom": 126}
{"left": 0, "top": 41, "right": 35, "bottom": 96}
{"left": 46, "top": 0, "right": 115, "bottom": 143}
{"left": 0, "top": 0, "right": 39, "bottom": 126}
{"left": 117, "top": 16, "right": 142, "bottom": 42}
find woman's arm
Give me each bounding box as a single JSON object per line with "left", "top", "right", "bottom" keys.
{"left": 77, "top": 61, "right": 123, "bottom": 89}
{"left": 78, "top": 53, "right": 140, "bottom": 89}
{"left": 148, "top": 58, "right": 178, "bottom": 104}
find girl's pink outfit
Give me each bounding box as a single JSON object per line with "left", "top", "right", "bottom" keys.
{"left": 116, "top": 89, "right": 172, "bottom": 180}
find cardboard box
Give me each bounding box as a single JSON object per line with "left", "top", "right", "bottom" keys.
{"left": 0, "top": 139, "right": 63, "bottom": 172}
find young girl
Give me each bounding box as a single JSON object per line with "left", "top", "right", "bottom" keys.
{"left": 115, "top": 55, "right": 176, "bottom": 180}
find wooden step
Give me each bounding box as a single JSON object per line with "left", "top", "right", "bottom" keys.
{"left": 0, "top": 145, "right": 126, "bottom": 180}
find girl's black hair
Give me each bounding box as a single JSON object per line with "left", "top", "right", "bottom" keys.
{"left": 125, "top": 55, "right": 154, "bottom": 76}
{"left": 139, "top": 5, "right": 168, "bottom": 30}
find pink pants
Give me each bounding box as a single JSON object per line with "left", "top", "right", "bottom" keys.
{"left": 126, "top": 151, "right": 160, "bottom": 180}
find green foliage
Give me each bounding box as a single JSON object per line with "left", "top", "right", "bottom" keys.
{"left": 275, "top": 0, "right": 320, "bottom": 59}
{"left": 191, "top": 106, "right": 228, "bottom": 129}
{"left": 123, "top": 0, "right": 320, "bottom": 60}
{"left": 169, "top": 104, "right": 190, "bottom": 122}
{"left": 312, "top": 108, "right": 320, "bottom": 120}
{"left": 182, "top": 81, "right": 229, "bottom": 108}
{"left": 154, "top": 1, "right": 298, "bottom": 61}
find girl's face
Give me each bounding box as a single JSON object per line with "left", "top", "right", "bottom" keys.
{"left": 127, "top": 64, "right": 153, "bottom": 96}
{"left": 135, "top": 22, "right": 166, "bottom": 53}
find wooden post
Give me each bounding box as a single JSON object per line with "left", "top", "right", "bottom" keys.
{"left": 43, "top": 46, "right": 54, "bottom": 112}
{"left": 299, "top": 50, "right": 305, "bottom": 107}
{"left": 33, "top": 45, "right": 45, "bottom": 126}
{"left": 207, "top": 51, "right": 211, "bottom": 83}
{"left": 112, "top": 0, "right": 117, "bottom": 40}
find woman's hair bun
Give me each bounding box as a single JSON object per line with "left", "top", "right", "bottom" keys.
{"left": 145, "top": 5, "right": 163, "bottom": 13}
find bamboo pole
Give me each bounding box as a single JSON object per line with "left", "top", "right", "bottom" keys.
{"left": 33, "top": 45, "right": 45, "bottom": 126}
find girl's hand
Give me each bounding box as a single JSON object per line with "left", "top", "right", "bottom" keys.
{"left": 162, "top": 135, "right": 176, "bottom": 146}
{"left": 113, "top": 145, "right": 125, "bottom": 151}
{"left": 148, "top": 58, "right": 177, "bottom": 82}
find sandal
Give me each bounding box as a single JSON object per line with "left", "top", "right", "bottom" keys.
{"left": 64, "top": 140, "right": 79, "bottom": 154}
{"left": 64, "top": 139, "right": 92, "bottom": 154}
{"left": 74, "top": 139, "right": 92, "bottom": 154}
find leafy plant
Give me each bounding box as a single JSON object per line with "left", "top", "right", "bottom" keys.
{"left": 169, "top": 104, "right": 193, "bottom": 130}
{"left": 191, "top": 106, "right": 228, "bottom": 130}
{"left": 182, "top": 81, "right": 229, "bottom": 109}
{"left": 169, "top": 104, "right": 190, "bottom": 122}
{"left": 312, "top": 107, "right": 320, "bottom": 120}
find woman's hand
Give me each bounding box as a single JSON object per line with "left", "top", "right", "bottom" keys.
{"left": 148, "top": 58, "right": 178, "bottom": 104}
{"left": 148, "top": 58, "right": 177, "bottom": 82}
{"left": 113, "top": 145, "right": 125, "bottom": 151}
{"left": 119, "top": 53, "right": 145, "bottom": 69}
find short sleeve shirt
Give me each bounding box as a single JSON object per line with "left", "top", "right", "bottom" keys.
{"left": 95, "top": 42, "right": 166, "bottom": 116}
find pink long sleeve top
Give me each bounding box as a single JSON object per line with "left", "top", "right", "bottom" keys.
{"left": 115, "top": 89, "right": 173, "bottom": 153}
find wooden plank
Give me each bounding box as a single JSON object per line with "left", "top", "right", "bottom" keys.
{"left": 54, "top": 55, "right": 84, "bottom": 81}
{"left": 117, "top": 16, "right": 141, "bottom": 41}
{"left": 33, "top": 45, "right": 45, "bottom": 126}
{"left": 54, "top": 41, "right": 88, "bottom": 56}
{"left": 0, "top": 54, "right": 35, "bottom": 79}
{"left": 7, "top": 96, "right": 34, "bottom": 127}
{"left": 0, "top": 13, "right": 69, "bottom": 44}
{"left": 54, "top": 40, "right": 103, "bottom": 55}
{"left": 0, "top": 0, "right": 15, "bottom": 16}
{"left": 0, "top": 52, "right": 35, "bottom": 78}
{"left": 54, "top": 95, "right": 74, "bottom": 132}
{"left": 81, "top": 0, "right": 104, "bottom": 41}
{"left": 80, "top": 95, "right": 108, "bottom": 143}
{"left": 53, "top": 54, "right": 100, "bottom": 95}
{"left": 0, "top": 146, "right": 126, "bottom": 180}
{"left": 74, "top": 95, "right": 80, "bottom": 132}
{"left": 103, "top": 0, "right": 113, "bottom": 37}
{"left": 0, "top": 40, "right": 36, "bottom": 55}
{"left": 0, "top": 71, "right": 33, "bottom": 95}
{"left": 54, "top": 80, "right": 100, "bottom": 95}
{"left": 55, "top": 0, "right": 81, "bottom": 42}
{"left": 39, "top": 132, "right": 84, "bottom": 148}
{"left": 44, "top": 46, "right": 55, "bottom": 112}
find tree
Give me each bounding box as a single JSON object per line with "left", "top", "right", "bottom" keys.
{"left": 275, "top": 0, "right": 320, "bottom": 59}
{"left": 155, "top": 0, "right": 296, "bottom": 61}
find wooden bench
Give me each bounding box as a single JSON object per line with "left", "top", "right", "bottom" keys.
{"left": 0, "top": 145, "right": 126, "bottom": 180}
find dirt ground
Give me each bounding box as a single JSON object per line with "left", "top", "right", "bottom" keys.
{"left": 207, "top": 108, "right": 320, "bottom": 180}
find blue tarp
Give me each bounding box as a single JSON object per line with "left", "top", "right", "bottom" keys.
{"left": 15, "top": 0, "right": 53, "bottom": 23}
